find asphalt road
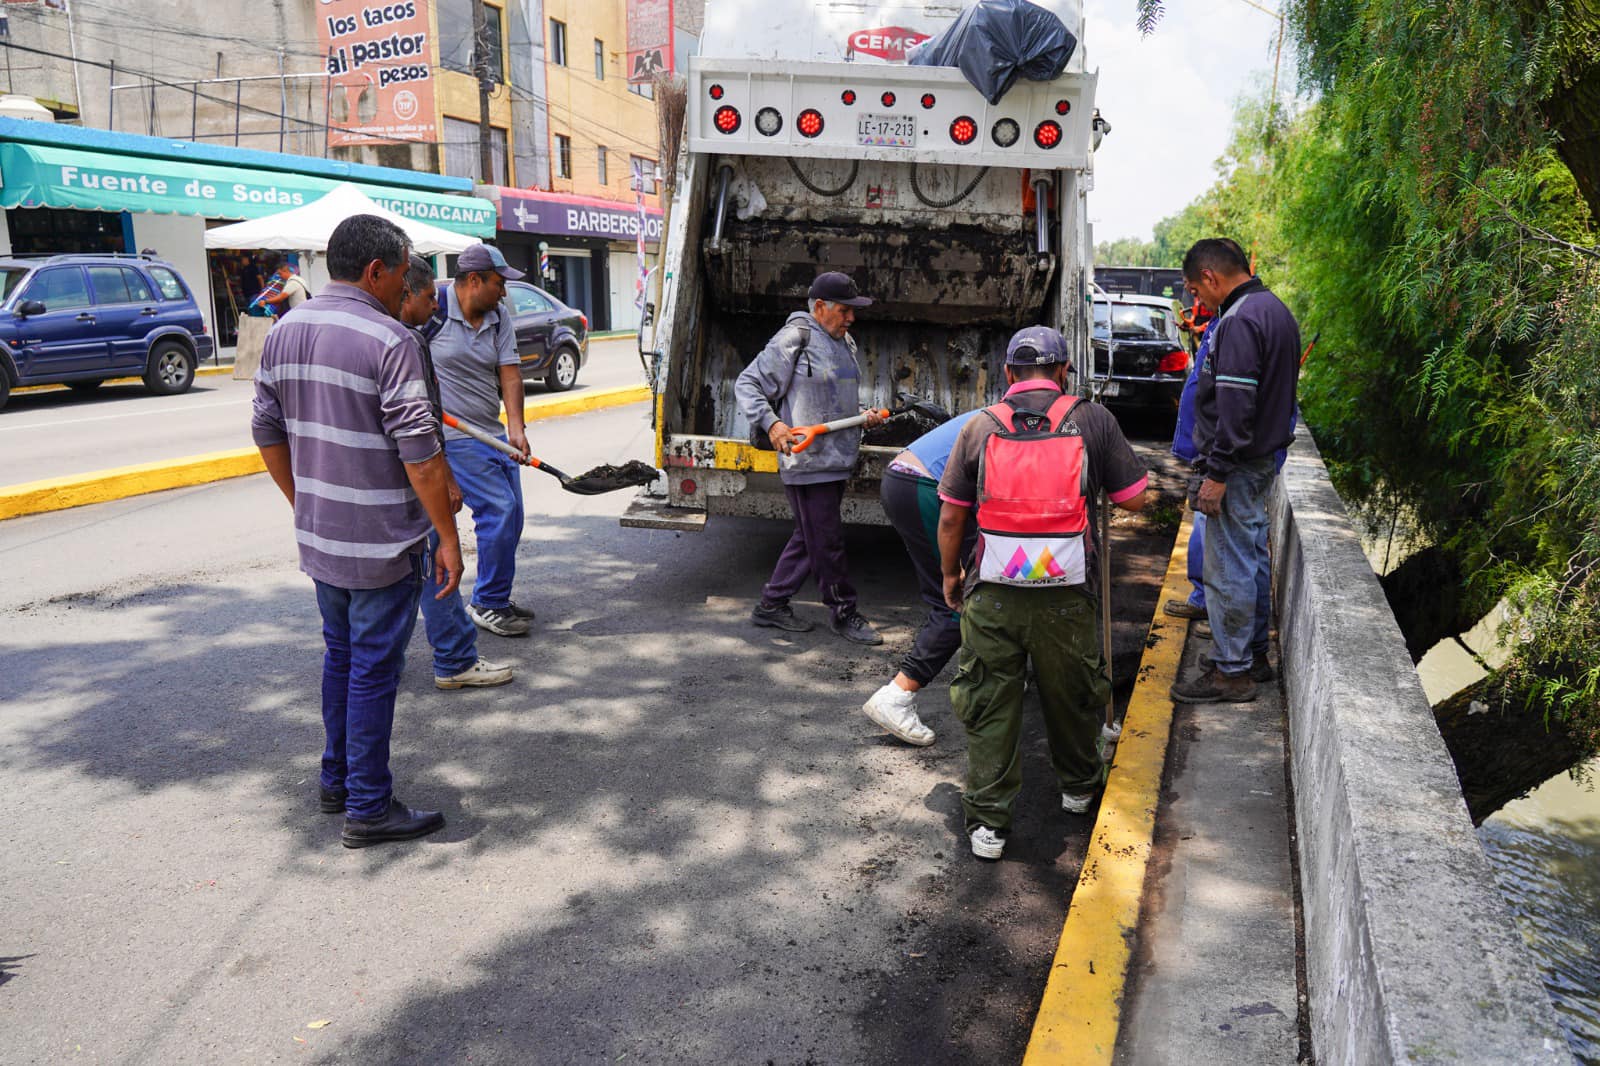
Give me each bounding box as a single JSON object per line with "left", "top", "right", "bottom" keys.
{"left": 0, "top": 336, "right": 650, "bottom": 487}
{"left": 0, "top": 399, "right": 1179, "bottom": 1065}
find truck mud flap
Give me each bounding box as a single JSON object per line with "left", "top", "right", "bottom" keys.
{"left": 620, "top": 492, "right": 709, "bottom": 531}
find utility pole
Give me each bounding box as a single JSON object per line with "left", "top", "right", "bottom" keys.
{"left": 472, "top": 0, "right": 495, "bottom": 184}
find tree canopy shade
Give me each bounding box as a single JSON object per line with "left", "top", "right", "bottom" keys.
{"left": 1129, "top": 0, "right": 1600, "bottom": 782}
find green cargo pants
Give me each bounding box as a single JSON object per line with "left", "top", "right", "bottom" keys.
{"left": 950, "top": 582, "right": 1110, "bottom": 833}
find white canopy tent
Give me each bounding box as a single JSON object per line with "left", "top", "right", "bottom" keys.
{"left": 203, "top": 182, "right": 478, "bottom": 257}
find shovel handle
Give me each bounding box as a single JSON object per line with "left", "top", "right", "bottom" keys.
{"left": 789, "top": 409, "right": 889, "bottom": 454}
{"left": 440, "top": 412, "right": 542, "bottom": 469}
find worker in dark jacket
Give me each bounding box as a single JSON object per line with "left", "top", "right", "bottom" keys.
{"left": 1171, "top": 238, "right": 1301, "bottom": 704}
{"left": 735, "top": 272, "right": 887, "bottom": 645}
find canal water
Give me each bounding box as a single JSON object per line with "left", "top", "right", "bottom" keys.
{"left": 1409, "top": 600, "right": 1600, "bottom": 1063}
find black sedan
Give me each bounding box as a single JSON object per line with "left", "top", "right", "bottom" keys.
{"left": 504, "top": 280, "right": 588, "bottom": 392}
{"left": 1088, "top": 293, "right": 1191, "bottom": 416}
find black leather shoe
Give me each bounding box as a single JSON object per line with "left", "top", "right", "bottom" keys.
{"left": 341, "top": 797, "right": 445, "bottom": 848}
{"left": 319, "top": 786, "right": 347, "bottom": 813}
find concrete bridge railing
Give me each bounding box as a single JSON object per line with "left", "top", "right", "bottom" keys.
{"left": 1272, "top": 426, "right": 1573, "bottom": 1065}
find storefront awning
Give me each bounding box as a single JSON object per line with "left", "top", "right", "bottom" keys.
{"left": 0, "top": 142, "right": 497, "bottom": 237}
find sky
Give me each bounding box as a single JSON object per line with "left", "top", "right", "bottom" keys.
{"left": 1080, "top": 0, "right": 1295, "bottom": 242}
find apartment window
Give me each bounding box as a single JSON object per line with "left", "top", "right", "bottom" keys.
{"left": 443, "top": 116, "right": 510, "bottom": 185}
{"left": 628, "top": 80, "right": 655, "bottom": 100}
{"left": 597, "top": 145, "right": 608, "bottom": 185}
{"left": 555, "top": 134, "right": 572, "bottom": 179}
{"left": 630, "top": 155, "right": 659, "bottom": 195}
{"left": 549, "top": 19, "right": 567, "bottom": 66}
{"left": 439, "top": 0, "right": 504, "bottom": 81}
{"left": 594, "top": 39, "right": 606, "bottom": 80}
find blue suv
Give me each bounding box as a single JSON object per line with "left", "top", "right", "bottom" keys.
{"left": 0, "top": 253, "right": 215, "bottom": 411}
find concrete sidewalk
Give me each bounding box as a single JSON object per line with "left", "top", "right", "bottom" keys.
{"left": 1114, "top": 626, "right": 1303, "bottom": 1064}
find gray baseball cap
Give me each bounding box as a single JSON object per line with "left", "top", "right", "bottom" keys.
{"left": 457, "top": 243, "right": 525, "bottom": 280}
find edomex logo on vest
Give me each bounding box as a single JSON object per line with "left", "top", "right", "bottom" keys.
{"left": 974, "top": 327, "right": 1090, "bottom": 587}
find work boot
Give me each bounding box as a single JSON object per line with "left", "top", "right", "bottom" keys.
{"left": 435, "top": 657, "right": 514, "bottom": 690}
{"left": 1169, "top": 668, "right": 1257, "bottom": 704}
{"left": 862, "top": 682, "right": 935, "bottom": 746}
{"left": 1162, "top": 598, "right": 1207, "bottom": 620}
{"left": 830, "top": 611, "right": 884, "bottom": 646}
{"left": 467, "top": 604, "right": 530, "bottom": 637}
{"left": 318, "top": 786, "right": 347, "bottom": 814}
{"left": 1061, "top": 792, "right": 1096, "bottom": 815}
{"left": 970, "top": 825, "right": 1006, "bottom": 860}
{"left": 752, "top": 602, "right": 814, "bottom": 632}
{"left": 341, "top": 797, "right": 445, "bottom": 849}
{"left": 1198, "top": 650, "right": 1275, "bottom": 683}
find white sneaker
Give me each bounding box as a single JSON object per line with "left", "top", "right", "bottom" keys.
{"left": 970, "top": 825, "right": 1006, "bottom": 860}
{"left": 435, "top": 657, "right": 514, "bottom": 689}
{"left": 862, "top": 683, "right": 935, "bottom": 746}
{"left": 1097, "top": 720, "right": 1122, "bottom": 765}
{"left": 1061, "top": 792, "right": 1095, "bottom": 815}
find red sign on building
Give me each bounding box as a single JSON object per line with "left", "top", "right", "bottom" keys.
{"left": 627, "top": 0, "right": 675, "bottom": 84}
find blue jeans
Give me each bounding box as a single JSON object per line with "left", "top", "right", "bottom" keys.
{"left": 1201, "top": 457, "right": 1275, "bottom": 676}
{"left": 314, "top": 557, "right": 424, "bottom": 820}
{"left": 1186, "top": 512, "right": 1207, "bottom": 608}
{"left": 418, "top": 529, "right": 479, "bottom": 678}
{"left": 444, "top": 436, "right": 525, "bottom": 610}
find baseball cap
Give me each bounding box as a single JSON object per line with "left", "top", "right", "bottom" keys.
{"left": 1005, "top": 325, "right": 1069, "bottom": 365}
{"left": 457, "top": 243, "right": 525, "bottom": 280}
{"left": 808, "top": 272, "right": 873, "bottom": 307}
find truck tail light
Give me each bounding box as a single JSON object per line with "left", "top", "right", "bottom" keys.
{"left": 755, "top": 107, "right": 783, "bottom": 136}
{"left": 881, "top": 91, "right": 897, "bottom": 108}
{"left": 797, "top": 109, "right": 824, "bottom": 138}
{"left": 920, "top": 93, "right": 936, "bottom": 109}
{"left": 713, "top": 106, "right": 741, "bottom": 134}
{"left": 1159, "top": 350, "right": 1189, "bottom": 373}
{"left": 1034, "top": 120, "right": 1062, "bottom": 149}
{"left": 709, "top": 84, "right": 725, "bottom": 100}
{"left": 1055, "top": 99, "right": 1071, "bottom": 115}
{"left": 949, "top": 116, "right": 977, "bottom": 145}
{"left": 991, "top": 118, "right": 1020, "bottom": 147}
{"left": 680, "top": 478, "right": 698, "bottom": 496}
{"left": 841, "top": 90, "right": 856, "bottom": 105}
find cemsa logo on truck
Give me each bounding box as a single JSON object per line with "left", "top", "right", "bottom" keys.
{"left": 847, "top": 27, "right": 931, "bottom": 61}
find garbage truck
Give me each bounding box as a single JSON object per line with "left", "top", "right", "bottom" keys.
{"left": 623, "top": 0, "right": 1103, "bottom": 531}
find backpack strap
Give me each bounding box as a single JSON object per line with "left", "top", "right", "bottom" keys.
{"left": 1045, "top": 393, "right": 1083, "bottom": 432}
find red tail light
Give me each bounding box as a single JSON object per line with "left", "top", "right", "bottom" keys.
{"left": 1055, "top": 99, "right": 1071, "bottom": 115}
{"left": 709, "top": 84, "right": 725, "bottom": 100}
{"left": 920, "top": 93, "right": 936, "bottom": 109}
{"left": 1034, "top": 120, "right": 1062, "bottom": 148}
{"left": 880, "top": 91, "right": 897, "bottom": 108}
{"left": 949, "top": 116, "right": 978, "bottom": 145}
{"left": 580, "top": 313, "right": 589, "bottom": 331}
{"left": 713, "top": 105, "right": 741, "bottom": 133}
{"left": 797, "top": 109, "right": 824, "bottom": 138}
{"left": 1158, "top": 350, "right": 1189, "bottom": 373}
{"left": 841, "top": 90, "right": 856, "bottom": 105}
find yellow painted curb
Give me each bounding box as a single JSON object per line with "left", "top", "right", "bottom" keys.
{"left": 1022, "top": 512, "right": 1192, "bottom": 1065}
{"left": 0, "top": 447, "right": 266, "bottom": 521}
{"left": 1, "top": 384, "right": 652, "bottom": 521}
{"left": 11, "top": 363, "right": 233, "bottom": 396}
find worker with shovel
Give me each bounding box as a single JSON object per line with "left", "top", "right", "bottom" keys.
{"left": 735, "top": 272, "right": 888, "bottom": 645}
{"left": 424, "top": 243, "right": 535, "bottom": 639}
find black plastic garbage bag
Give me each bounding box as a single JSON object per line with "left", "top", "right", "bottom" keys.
{"left": 908, "top": 0, "right": 1079, "bottom": 106}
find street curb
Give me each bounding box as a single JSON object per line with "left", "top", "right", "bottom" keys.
{"left": 1021, "top": 512, "right": 1191, "bottom": 1065}
{"left": 11, "top": 364, "right": 233, "bottom": 396}
{"left": 0, "top": 384, "right": 653, "bottom": 521}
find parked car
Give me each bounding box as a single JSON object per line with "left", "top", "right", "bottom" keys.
{"left": 1089, "top": 293, "right": 1190, "bottom": 415}
{"left": 0, "top": 253, "right": 213, "bottom": 411}
{"left": 505, "top": 280, "right": 588, "bottom": 392}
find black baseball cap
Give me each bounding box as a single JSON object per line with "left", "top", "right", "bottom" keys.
{"left": 808, "top": 272, "right": 873, "bottom": 307}
{"left": 457, "top": 243, "right": 525, "bottom": 280}
{"left": 1005, "top": 326, "right": 1070, "bottom": 364}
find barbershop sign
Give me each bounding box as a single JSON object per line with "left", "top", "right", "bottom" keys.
{"left": 497, "top": 188, "right": 664, "bottom": 242}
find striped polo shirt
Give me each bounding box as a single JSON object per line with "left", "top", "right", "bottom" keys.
{"left": 251, "top": 282, "right": 441, "bottom": 589}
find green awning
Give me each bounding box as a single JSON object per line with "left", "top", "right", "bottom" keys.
{"left": 0, "top": 141, "right": 496, "bottom": 237}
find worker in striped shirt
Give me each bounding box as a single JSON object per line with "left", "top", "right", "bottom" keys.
{"left": 252, "top": 214, "right": 462, "bottom": 850}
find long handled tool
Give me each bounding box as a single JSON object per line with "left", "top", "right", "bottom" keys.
{"left": 441, "top": 413, "right": 659, "bottom": 496}
{"left": 789, "top": 408, "right": 893, "bottom": 453}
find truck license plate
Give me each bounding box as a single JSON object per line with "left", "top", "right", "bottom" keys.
{"left": 857, "top": 113, "right": 917, "bottom": 148}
